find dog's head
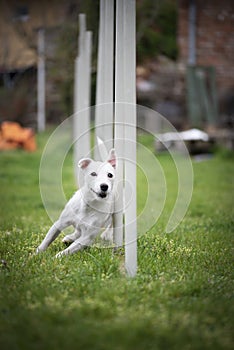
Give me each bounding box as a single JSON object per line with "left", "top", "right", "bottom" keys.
{"left": 78, "top": 149, "right": 116, "bottom": 200}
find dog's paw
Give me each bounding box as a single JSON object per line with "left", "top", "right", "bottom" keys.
{"left": 55, "top": 251, "right": 64, "bottom": 258}
{"left": 100, "top": 228, "right": 113, "bottom": 242}
{"left": 62, "top": 235, "right": 74, "bottom": 244}
{"left": 55, "top": 248, "right": 70, "bottom": 258}
{"left": 36, "top": 246, "right": 42, "bottom": 254}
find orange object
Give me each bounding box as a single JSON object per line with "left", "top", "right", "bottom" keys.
{"left": 24, "top": 135, "right": 37, "bottom": 151}
{"left": 0, "top": 121, "right": 37, "bottom": 152}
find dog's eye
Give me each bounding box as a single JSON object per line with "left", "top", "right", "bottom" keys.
{"left": 90, "top": 172, "right": 97, "bottom": 176}
{"left": 107, "top": 173, "right": 113, "bottom": 178}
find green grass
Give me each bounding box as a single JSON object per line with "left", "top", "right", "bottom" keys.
{"left": 0, "top": 130, "right": 233, "bottom": 350}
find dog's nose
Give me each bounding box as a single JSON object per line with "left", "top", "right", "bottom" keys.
{"left": 100, "top": 183, "right": 108, "bottom": 192}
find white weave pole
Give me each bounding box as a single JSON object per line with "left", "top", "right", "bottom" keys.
{"left": 114, "top": 0, "right": 125, "bottom": 249}
{"left": 73, "top": 14, "right": 92, "bottom": 185}
{"left": 115, "top": 0, "right": 137, "bottom": 276}
{"left": 123, "top": 0, "right": 137, "bottom": 277}
{"left": 76, "top": 1, "right": 137, "bottom": 276}
{"left": 95, "top": 0, "right": 114, "bottom": 160}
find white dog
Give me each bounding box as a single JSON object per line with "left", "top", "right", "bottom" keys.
{"left": 36, "top": 149, "right": 116, "bottom": 258}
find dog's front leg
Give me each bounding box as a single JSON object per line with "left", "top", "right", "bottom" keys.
{"left": 100, "top": 223, "right": 113, "bottom": 242}
{"left": 62, "top": 228, "right": 81, "bottom": 244}
{"left": 36, "top": 220, "right": 67, "bottom": 253}
{"left": 56, "top": 234, "right": 94, "bottom": 258}
{"left": 100, "top": 215, "right": 113, "bottom": 242}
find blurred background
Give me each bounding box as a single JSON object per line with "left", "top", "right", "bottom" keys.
{"left": 0, "top": 0, "right": 233, "bottom": 149}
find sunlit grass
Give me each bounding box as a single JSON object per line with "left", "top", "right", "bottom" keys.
{"left": 0, "top": 130, "right": 233, "bottom": 350}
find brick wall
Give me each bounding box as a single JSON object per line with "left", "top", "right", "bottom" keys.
{"left": 178, "top": 0, "right": 234, "bottom": 96}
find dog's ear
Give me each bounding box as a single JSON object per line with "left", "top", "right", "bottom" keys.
{"left": 107, "top": 149, "right": 116, "bottom": 169}
{"left": 78, "top": 158, "right": 92, "bottom": 170}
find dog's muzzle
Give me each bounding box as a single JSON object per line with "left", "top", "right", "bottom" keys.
{"left": 100, "top": 183, "right": 108, "bottom": 192}
{"left": 98, "top": 192, "right": 107, "bottom": 198}
{"left": 91, "top": 183, "right": 109, "bottom": 199}
{"left": 99, "top": 183, "right": 108, "bottom": 198}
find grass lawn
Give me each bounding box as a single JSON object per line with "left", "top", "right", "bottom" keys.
{"left": 0, "top": 129, "right": 233, "bottom": 350}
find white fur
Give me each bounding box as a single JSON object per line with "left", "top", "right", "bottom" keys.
{"left": 36, "top": 149, "right": 116, "bottom": 257}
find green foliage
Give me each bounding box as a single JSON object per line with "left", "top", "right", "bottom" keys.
{"left": 137, "top": 0, "right": 178, "bottom": 61}
{"left": 0, "top": 131, "right": 233, "bottom": 349}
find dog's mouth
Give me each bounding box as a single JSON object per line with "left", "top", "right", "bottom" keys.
{"left": 91, "top": 188, "right": 107, "bottom": 199}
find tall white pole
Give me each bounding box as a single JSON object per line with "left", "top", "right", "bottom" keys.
{"left": 115, "top": 0, "right": 137, "bottom": 276}
{"left": 83, "top": 30, "right": 92, "bottom": 155}
{"left": 37, "top": 28, "right": 46, "bottom": 132}
{"left": 93, "top": 0, "right": 137, "bottom": 275}
{"left": 114, "top": 0, "right": 125, "bottom": 249}
{"left": 123, "top": 0, "right": 137, "bottom": 277}
{"left": 95, "top": 0, "right": 114, "bottom": 160}
{"left": 95, "top": 0, "right": 105, "bottom": 140}
{"left": 73, "top": 15, "right": 92, "bottom": 185}
{"left": 103, "top": 0, "right": 114, "bottom": 145}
